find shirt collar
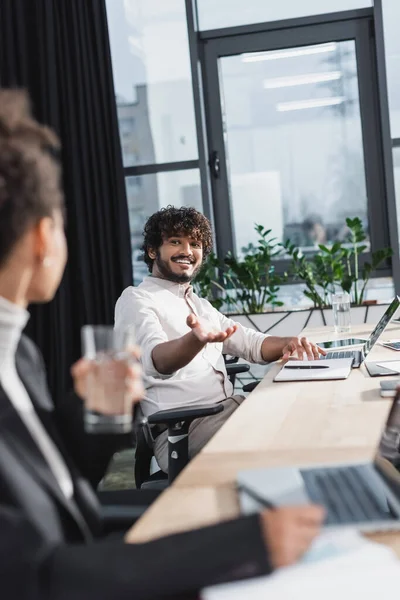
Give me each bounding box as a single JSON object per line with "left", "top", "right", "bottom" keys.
{"left": 141, "top": 276, "right": 193, "bottom": 299}
{"left": 0, "top": 295, "right": 30, "bottom": 370}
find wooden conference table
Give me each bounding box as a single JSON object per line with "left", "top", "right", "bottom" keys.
{"left": 127, "top": 321, "right": 400, "bottom": 555}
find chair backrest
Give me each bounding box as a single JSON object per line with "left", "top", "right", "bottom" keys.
{"left": 133, "top": 405, "right": 152, "bottom": 489}
{"left": 133, "top": 405, "right": 169, "bottom": 489}
{"left": 134, "top": 427, "right": 154, "bottom": 489}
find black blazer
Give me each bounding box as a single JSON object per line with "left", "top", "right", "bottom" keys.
{"left": 0, "top": 335, "right": 271, "bottom": 600}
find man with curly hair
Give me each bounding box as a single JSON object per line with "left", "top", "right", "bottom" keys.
{"left": 115, "top": 206, "right": 324, "bottom": 473}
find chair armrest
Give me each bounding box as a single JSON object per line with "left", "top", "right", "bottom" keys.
{"left": 226, "top": 363, "right": 250, "bottom": 376}
{"left": 224, "top": 355, "right": 239, "bottom": 365}
{"left": 226, "top": 362, "right": 250, "bottom": 386}
{"left": 148, "top": 403, "right": 224, "bottom": 426}
{"left": 242, "top": 381, "right": 259, "bottom": 393}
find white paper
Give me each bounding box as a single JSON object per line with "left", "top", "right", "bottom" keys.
{"left": 377, "top": 361, "right": 400, "bottom": 372}
{"left": 202, "top": 531, "right": 400, "bottom": 600}
{"left": 274, "top": 358, "right": 353, "bottom": 382}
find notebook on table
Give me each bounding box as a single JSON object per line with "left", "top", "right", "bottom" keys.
{"left": 274, "top": 358, "right": 353, "bottom": 382}
{"left": 365, "top": 360, "right": 400, "bottom": 377}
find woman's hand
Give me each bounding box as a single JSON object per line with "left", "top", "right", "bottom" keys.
{"left": 259, "top": 505, "right": 325, "bottom": 568}
{"left": 71, "top": 346, "right": 144, "bottom": 411}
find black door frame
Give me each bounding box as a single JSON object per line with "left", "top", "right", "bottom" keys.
{"left": 199, "top": 8, "right": 397, "bottom": 283}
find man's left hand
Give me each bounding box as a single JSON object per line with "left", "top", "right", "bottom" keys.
{"left": 282, "top": 337, "right": 326, "bottom": 361}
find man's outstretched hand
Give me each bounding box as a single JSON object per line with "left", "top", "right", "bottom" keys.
{"left": 187, "top": 314, "right": 238, "bottom": 344}
{"left": 282, "top": 336, "right": 326, "bottom": 361}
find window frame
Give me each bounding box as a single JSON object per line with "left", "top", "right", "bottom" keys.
{"left": 196, "top": 2, "right": 373, "bottom": 33}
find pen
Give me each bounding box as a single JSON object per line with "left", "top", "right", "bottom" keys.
{"left": 284, "top": 365, "right": 329, "bottom": 370}
{"left": 237, "top": 483, "right": 276, "bottom": 510}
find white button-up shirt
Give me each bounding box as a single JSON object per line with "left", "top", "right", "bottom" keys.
{"left": 114, "top": 276, "right": 268, "bottom": 417}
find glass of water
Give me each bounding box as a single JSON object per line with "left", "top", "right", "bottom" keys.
{"left": 81, "top": 325, "right": 136, "bottom": 434}
{"left": 332, "top": 292, "right": 351, "bottom": 334}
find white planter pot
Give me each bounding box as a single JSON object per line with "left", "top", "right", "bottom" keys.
{"left": 226, "top": 304, "right": 390, "bottom": 337}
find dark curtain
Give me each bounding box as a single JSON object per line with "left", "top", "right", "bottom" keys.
{"left": 0, "top": 0, "right": 133, "bottom": 403}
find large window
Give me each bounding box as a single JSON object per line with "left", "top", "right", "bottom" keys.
{"left": 376, "top": 0, "right": 400, "bottom": 271}
{"left": 381, "top": 0, "right": 400, "bottom": 139}
{"left": 107, "top": 1, "right": 397, "bottom": 290}
{"left": 393, "top": 147, "right": 400, "bottom": 245}
{"left": 125, "top": 169, "right": 202, "bottom": 282}
{"left": 217, "top": 40, "right": 368, "bottom": 255}
{"left": 202, "top": 14, "right": 391, "bottom": 273}
{"left": 106, "top": 0, "right": 202, "bottom": 283}
{"left": 106, "top": 0, "right": 198, "bottom": 166}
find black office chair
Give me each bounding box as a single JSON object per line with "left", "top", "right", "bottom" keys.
{"left": 97, "top": 399, "right": 228, "bottom": 531}
{"left": 224, "top": 355, "right": 251, "bottom": 387}
{"left": 135, "top": 402, "right": 224, "bottom": 489}
{"left": 135, "top": 359, "right": 251, "bottom": 490}
{"left": 97, "top": 360, "right": 257, "bottom": 529}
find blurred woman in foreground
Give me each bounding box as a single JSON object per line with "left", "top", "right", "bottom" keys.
{"left": 0, "top": 89, "right": 324, "bottom": 600}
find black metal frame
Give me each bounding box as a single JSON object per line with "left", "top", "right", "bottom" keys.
{"left": 185, "top": 0, "right": 214, "bottom": 226}
{"left": 198, "top": 8, "right": 374, "bottom": 40}
{"left": 124, "top": 160, "right": 199, "bottom": 177}
{"left": 199, "top": 9, "right": 394, "bottom": 280}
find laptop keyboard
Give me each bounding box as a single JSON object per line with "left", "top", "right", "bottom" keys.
{"left": 320, "top": 350, "right": 361, "bottom": 366}
{"left": 301, "top": 465, "right": 396, "bottom": 525}
{"left": 321, "top": 350, "right": 354, "bottom": 359}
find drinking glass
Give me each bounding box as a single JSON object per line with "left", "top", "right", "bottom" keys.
{"left": 81, "top": 325, "right": 136, "bottom": 434}
{"left": 332, "top": 292, "right": 351, "bottom": 334}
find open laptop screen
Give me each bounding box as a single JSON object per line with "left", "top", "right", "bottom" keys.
{"left": 362, "top": 296, "right": 400, "bottom": 359}
{"left": 374, "top": 391, "right": 400, "bottom": 496}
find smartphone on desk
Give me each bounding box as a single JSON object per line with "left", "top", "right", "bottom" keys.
{"left": 382, "top": 341, "right": 400, "bottom": 351}
{"left": 380, "top": 380, "right": 400, "bottom": 397}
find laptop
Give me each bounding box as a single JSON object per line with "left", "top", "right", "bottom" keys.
{"left": 238, "top": 392, "right": 400, "bottom": 531}
{"left": 320, "top": 296, "right": 400, "bottom": 368}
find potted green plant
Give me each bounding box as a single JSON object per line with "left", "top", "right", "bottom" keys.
{"left": 194, "top": 224, "right": 285, "bottom": 314}
{"left": 193, "top": 218, "right": 393, "bottom": 340}
{"left": 283, "top": 217, "right": 393, "bottom": 308}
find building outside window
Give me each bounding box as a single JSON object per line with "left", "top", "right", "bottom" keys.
{"left": 106, "top": 0, "right": 201, "bottom": 284}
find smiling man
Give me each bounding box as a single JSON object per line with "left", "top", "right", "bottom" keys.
{"left": 115, "top": 206, "right": 323, "bottom": 473}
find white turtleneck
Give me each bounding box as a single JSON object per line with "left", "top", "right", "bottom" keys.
{"left": 0, "top": 295, "right": 73, "bottom": 499}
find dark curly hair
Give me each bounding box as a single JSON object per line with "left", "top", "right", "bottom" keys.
{"left": 0, "top": 89, "right": 63, "bottom": 267}
{"left": 142, "top": 205, "right": 213, "bottom": 272}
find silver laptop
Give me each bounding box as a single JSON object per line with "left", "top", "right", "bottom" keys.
{"left": 321, "top": 296, "right": 400, "bottom": 368}
{"left": 238, "top": 393, "right": 400, "bottom": 532}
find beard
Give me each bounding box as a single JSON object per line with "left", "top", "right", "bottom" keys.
{"left": 154, "top": 252, "right": 201, "bottom": 284}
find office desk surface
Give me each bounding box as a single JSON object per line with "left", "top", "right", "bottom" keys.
{"left": 202, "top": 322, "right": 399, "bottom": 455}
{"left": 127, "top": 322, "right": 400, "bottom": 555}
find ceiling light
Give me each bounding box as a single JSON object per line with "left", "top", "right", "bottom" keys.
{"left": 264, "top": 71, "right": 341, "bottom": 89}
{"left": 276, "top": 96, "right": 345, "bottom": 112}
{"left": 242, "top": 42, "right": 337, "bottom": 63}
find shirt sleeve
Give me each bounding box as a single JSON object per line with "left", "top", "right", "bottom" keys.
{"left": 114, "top": 288, "right": 174, "bottom": 379}
{"left": 203, "top": 302, "right": 269, "bottom": 364}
